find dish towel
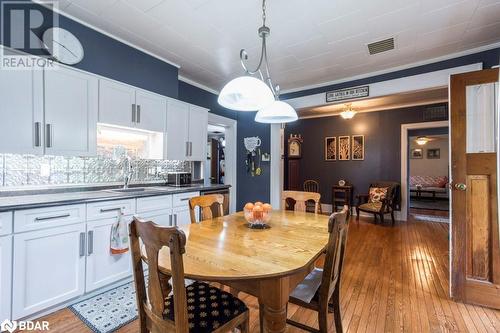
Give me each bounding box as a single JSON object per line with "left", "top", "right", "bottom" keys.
{"left": 110, "top": 210, "right": 129, "bottom": 254}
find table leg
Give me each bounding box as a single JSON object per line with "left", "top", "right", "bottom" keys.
{"left": 259, "top": 278, "right": 289, "bottom": 333}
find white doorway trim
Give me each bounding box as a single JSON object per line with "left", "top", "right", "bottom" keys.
{"left": 270, "top": 124, "right": 284, "bottom": 208}
{"left": 400, "top": 120, "right": 449, "bottom": 220}
{"left": 208, "top": 113, "right": 237, "bottom": 213}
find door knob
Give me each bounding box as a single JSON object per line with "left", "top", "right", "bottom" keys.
{"left": 455, "top": 183, "right": 467, "bottom": 191}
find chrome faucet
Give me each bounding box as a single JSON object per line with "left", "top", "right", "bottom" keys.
{"left": 122, "top": 155, "right": 134, "bottom": 189}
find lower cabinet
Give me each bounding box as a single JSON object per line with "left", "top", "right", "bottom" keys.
{"left": 136, "top": 209, "right": 173, "bottom": 227}
{"left": 85, "top": 216, "right": 133, "bottom": 293}
{"left": 12, "top": 224, "right": 86, "bottom": 319}
{"left": 0, "top": 235, "right": 12, "bottom": 321}
{"left": 173, "top": 206, "right": 192, "bottom": 227}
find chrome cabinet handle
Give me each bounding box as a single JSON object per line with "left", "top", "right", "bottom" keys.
{"left": 34, "top": 122, "right": 41, "bottom": 147}
{"left": 79, "top": 232, "right": 86, "bottom": 257}
{"left": 132, "top": 104, "right": 136, "bottom": 123}
{"left": 189, "top": 142, "right": 193, "bottom": 156}
{"left": 87, "top": 230, "right": 94, "bottom": 255}
{"left": 180, "top": 198, "right": 190, "bottom": 201}
{"left": 174, "top": 214, "right": 178, "bottom": 226}
{"left": 34, "top": 213, "right": 71, "bottom": 221}
{"left": 45, "top": 124, "right": 52, "bottom": 148}
{"left": 169, "top": 214, "right": 173, "bottom": 226}
{"left": 455, "top": 183, "right": 467, "bottom": 191}
{"left": 100, "top": 207, "right": 124, "bottom": 213}
{"left": 186, "top": 142, "right": 189, "bottom": 157}
{"left": 136, "top": 105, "right": 141, "bottom": 123}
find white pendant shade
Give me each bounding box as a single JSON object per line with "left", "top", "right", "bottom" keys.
{"left": 218, "top": 76, "right": 275, "bottom": 111}
{"left": 255, "top": 100, "right": 298, "bottom": 123}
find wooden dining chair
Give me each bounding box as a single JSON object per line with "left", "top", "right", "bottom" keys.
{"left": 286, "top": 205, "right": 349, "bottom": 333}
{"left": 282, "top": 190, "right": 321, "bottom": 214}
{"left": 303, "top": 180, "right": 320, "bottom": 193}
{"left": 130, "top": 218, "right": 249, "bottom": 333}
{"left": 188, "top": 194, "right": 224, "bottom": 224}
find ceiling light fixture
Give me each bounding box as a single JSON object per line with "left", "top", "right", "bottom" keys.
{"left": 218, "top": 0, "right": 297, "bottom": 123}
{"left": 340, "top": 104, "right": 357, "bottom": 119}
{"left": 416, "top": 136, "right": 429, "bottom": 145}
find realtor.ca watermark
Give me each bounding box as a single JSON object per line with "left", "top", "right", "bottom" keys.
{"left": 1, "top": 1, "right": 58, "bottom": 70}
{"left": 1, "top": 319, "right": 50, "bottom": 332}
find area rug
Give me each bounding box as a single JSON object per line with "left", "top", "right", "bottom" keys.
{"left": 409, "top": 199, "right": 450, "bottom": 211}
{"left": 412, "top": 214, "right": 450, "bottom": 223}
{"left": 69, "top": 282, "right": 138, "bottom": 333}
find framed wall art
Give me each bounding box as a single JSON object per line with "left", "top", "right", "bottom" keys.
{"left": 352, "top": 135, "right": 365, "bottom": 160}
{"left": 325, "top": 136, "right": 336, "bottom": 161}
{"left": 338, "top": 136, "right": 350, "bottom": 160}
{"left": 427, "top": 148, "right": 440, "bottom": 159}
{"left": 410, "top": 148, "right": 423, "bottom": 159}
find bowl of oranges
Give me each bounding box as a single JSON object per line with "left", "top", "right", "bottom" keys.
{"left": 244, "top": 201, "right": 272, "bottom": 229}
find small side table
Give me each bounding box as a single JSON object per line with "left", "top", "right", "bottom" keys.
{"left": 332, "top": 185, "right": 353, "bottom": 213}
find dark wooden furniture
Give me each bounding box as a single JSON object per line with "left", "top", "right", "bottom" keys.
{"left": 287, "top": 134, "right": 303, "bottom": 190}
{"left": 356, "top": 181, "right": 400, "bottom": 226}
{"left": 282, "top": 190, "right": 321, "bottom": 214}
{"left": 410, "top": 188, "right": 437, "bottom": 201}
{"left": 129, "top": 218, "right": 250, "bottom": 333}
{"left": 283, "top": 206, "right": 349, "bottom": 333}
{"left": 332, "top": 185, "right": 353, "bottom": 213}
{"left": 303, "top": 180, "right": 322, "bottom": 213}
{"left": 188, "top": 194, "right": 224, "bottom": 223}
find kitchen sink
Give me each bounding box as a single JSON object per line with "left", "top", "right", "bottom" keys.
{"left": 105, "top": 187, "right": 148, "bottom": 193}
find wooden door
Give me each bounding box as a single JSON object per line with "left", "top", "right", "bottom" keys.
{"left": 450, "top": 68, "right": 500, "bottom": 309}
{"left": 0, "top": 67, "right": 44, "bottom": 155}
{"left": 135, "top": 89, "right": 166, "bottom": 132}
{"left": 188, "top": 105, "right": 209, "bottom": 161}
{"left": 85, "top": 216, "right": 133, "bottom": 292}
{"left": 98, "top": 78, "right": 136, "bottom": 128}
{"left": 12, "top": 224, "right": 86, "bottom": 319}
{"left": 165, "top": 99, "right": 189, "bottom": 160}
{"left": 44, "top": 66, "right": 98, "bottom": 156}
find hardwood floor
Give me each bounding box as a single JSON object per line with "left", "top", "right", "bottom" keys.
{"left": 26, "top": 216, "right": 500, "bottom": 332}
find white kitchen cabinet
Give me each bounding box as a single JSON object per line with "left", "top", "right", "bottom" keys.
{"left": 172, "top": 192, "right": 199, "bottom": 226}
{"left": 188, "top": 105, "right": 209, "bottom": 161}
{"left": 165, "top": 99, "right": 208, "bottom": 161}
{"left": 166, "top": 99, "right": 190, "bottom": 160}
{"left": 44, "top": 66, "right": 98, "bottom": 156}
{"left": 98, "top": 79, "right": 136, "bottom": 128}
{"left": 0, "top": 67, "right": 44, "bottom": 154}
{"left": 12, "top": 223, "right": 86, "bottom": 319}
{"left": 137, "top": 209, "right": 172, "bottom": 227}
{"left": 172, "top": 206, "right": 191, "bottom": 227}
{"left": 0, "top": 235, "right": 12, "bottom": 321}
{"left": 135, "top": 90, "right": 166, "bottom": 132}
{"left": 85, "top": 215, "right": 133, "bottom": 292}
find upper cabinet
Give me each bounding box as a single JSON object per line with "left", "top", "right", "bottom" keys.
{"left": 0, "top": 65, "right": 97, "bottom": 156}
{"left": 165, "top": 99, "right": 208, "bottom": 161}
{"left": 0, "top": 67, "right": 44, "bottom": 155}
{"left": 44, "top": 67, "right": 98, "bottom": 156}
{"left": 99, "top": 79, "right": 166, "bottom": 133}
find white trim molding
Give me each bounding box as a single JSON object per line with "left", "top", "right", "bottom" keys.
{"left": 270, "top": 124, "right": 284, "bottom": 209}
{"left": 400, "top": 121, "right": 449, "bottom": 221}
{"left": 207, "top": 113, "right": 237, "bottom": 213}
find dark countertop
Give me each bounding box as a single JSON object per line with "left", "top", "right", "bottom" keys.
{"left": 0, "top": 184, "right": 230, "bottom": 212}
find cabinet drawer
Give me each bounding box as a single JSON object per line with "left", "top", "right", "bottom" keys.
{"left": 87, "top": 199, "right": 135, "bottom": 221}
{"left": 14, "top": 205, "right": 85, "bottom": 233}
{"left": 136, "top": 195, "right": 172, "bottom": 213}
{"left": 0, "top": 212, "right": 13, "bottom": 236}
{"left": 172, "top": 191, "right": 199, "bottom": 208}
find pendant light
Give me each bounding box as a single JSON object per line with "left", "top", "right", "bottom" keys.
{"left": 416, "top": 136, "right": 429, "bottom": 145}
{"left": 340, "top": 103, "right": 357, "bottom": 119}
{"left": 218, "top": 0, "right": 298, "bottom": 123}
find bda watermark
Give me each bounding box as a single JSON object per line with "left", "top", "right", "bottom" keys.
{"left": 1, "top": 1, "right": 58, "bottom": 70}
{"left": 1, "top": 319, "right": 50, "bottom": 332}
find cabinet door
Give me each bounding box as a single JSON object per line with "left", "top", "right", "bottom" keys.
{"left": 99, "top": 79, "right": 136, "bottom": 128}
{"left": 0, "top": 235, "right": 12, "bottom": 321}
{"left": 173, "top": 206, "right": 192, "bottom": 227}
{"left": 188, "top": 105, "right": 208, "bottom": 161}
{"left": 12, "top": 224, "right": 86, "bottom": 319}
{"left": 0, "top": 68, "right": 44, "bottom": 154}
{"left": 44, "top": 67, "right": 98, "bottom": 156}
{"left": 85, "top": 216, "right": 134, "bottom": 292}
{"left": 136, "top": 209, "right": 172, "bottom": 227}
{"left": 166, "top": 99, "right": 189, "bottom": 160}
{"left": 135, "top": 90, "right": 166, "bottom": 132}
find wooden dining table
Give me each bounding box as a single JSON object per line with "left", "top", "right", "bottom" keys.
{"left": 154, "top": 210, "right": 330, "bottom": 333}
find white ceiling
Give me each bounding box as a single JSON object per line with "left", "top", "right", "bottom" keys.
{"left": 56, "top": 0, "right": 500, "bottom": 92}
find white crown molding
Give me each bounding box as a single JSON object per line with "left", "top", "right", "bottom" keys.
{"left": 281, "top": 41, "right": 500, "bottom": 95}
{"left": 32, "top": 0, "right": 181, "bottom": 69}
{"left": 178, "top": 75, "right": 219, "bottom": 95}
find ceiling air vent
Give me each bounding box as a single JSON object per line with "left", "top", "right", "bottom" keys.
{"left": 367, "top": 37, "right": 395, "bottom": 55}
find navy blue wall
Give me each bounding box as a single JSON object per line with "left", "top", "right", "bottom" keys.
{"left": 178, "top": 81, "right": 236, "bottom": 120}
{"left": 284, "top": 103, "right": 448, "bottom": 205}
{"left": 0, "top": 0, "right": 178, "bottom": 97}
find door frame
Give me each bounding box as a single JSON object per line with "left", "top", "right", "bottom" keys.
{"left": 208, "top": 113, "right": 237, "bottom": 213}
{"left": 400, "top": 120, "right": 449, "bottom": 220}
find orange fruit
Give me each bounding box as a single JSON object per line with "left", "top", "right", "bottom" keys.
{"left": 253, "top": 205, "right": 263, "bottom": 212}
{"left": 262, "top": 203, "right": 272, "bottom": 212}
{"left": 254, "top": 201, "right": 263, "bottom": 206}
{"left": 244, "top": 202, "right": 254, "bottom": 211}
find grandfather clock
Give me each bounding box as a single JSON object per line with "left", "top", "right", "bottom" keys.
{"left": 287, "top": 134, "right": 303, "bottom": 190}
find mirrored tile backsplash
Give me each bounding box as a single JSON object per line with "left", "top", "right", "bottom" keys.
{"left": 0, "top": 154, "right": 190, "bottom": 187}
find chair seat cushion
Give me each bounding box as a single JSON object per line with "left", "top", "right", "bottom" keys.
{"left": 359, "top": 202, "right": 382, "bottom": 212}
{"left": 290, "top": 268, "right": 323, "bottom": 303}
{"left": 163, "top": 281, "right": 247, "bottom": 332}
